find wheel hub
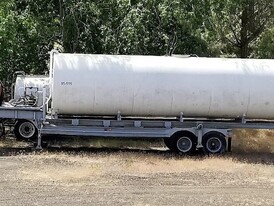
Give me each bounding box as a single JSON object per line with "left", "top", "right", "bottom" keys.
{"left": 206, "top": 137, "right": 222, "bottom": 153}
{"left": 177, "top": 136, "right": 192, "bottom": 153}
{"left": 19, "top": 122, "right": 35, "bottom": 139}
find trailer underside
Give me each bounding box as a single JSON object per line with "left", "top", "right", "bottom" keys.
{"left": 1, "top": 104, "right": 274, "bottom": 154}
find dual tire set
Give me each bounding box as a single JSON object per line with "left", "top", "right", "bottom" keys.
{"left": 164, "top": 131, "right": 227, "bottom": 154}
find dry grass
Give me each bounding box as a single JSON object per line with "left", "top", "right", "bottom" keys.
{"left": 0, "top": 137, "right": 32, "bottom": 148}
{"left": 232, "top": 129, "right": 274, "bottom": 153}
{"left": 48, "top": 137, "right": 162, "bottom": 150}
{"left": 14, "top": 149, "right": 273, "bottom": 184}
{"left": 1, "top": 152, "right": 273, "bottom": 206}
{"left": 2, "top": 128, "right": 269, "bottom": 184}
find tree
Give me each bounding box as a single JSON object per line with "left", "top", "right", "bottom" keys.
{"left": 98, "top": 0, "right": 211, "bottom": 56}
{"left": 1, "top": 0, "right": 274, "bottom": 90}
{"left": 208, "top": 0, "right": 274, "bottom": 58}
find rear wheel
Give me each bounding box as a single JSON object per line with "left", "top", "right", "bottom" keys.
{"left": 14, "top": 120, "right": 37, "bottom": 140}
{"left": 164, "top": 132, "right": 197, "bottom": 154}
{"left": 202, "top": 132, "right": 226, "bottom": 154}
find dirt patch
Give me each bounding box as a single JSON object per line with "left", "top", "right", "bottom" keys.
{"left": 0, "top": 151, "right": 273, "bottom": 206}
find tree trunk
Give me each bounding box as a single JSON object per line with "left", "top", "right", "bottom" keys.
{"left": 240, "top": 6, "right": 249, "bottom": 58}
{"left": 239, "top": 0, "right": 255, "bottom": 58}
{"left": 240, "top": 42, "right": 249, "bottom": 58}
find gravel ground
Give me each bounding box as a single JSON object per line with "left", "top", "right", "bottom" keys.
{"left": 0, "top": 146, "right": 273, "bottom": 206}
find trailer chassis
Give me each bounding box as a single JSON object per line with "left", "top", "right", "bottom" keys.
{"left": 1, "top": 104, "right": 274, "bottom": 154}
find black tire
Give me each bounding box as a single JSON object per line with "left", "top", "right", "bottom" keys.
{"left": 164, "top": 138, "right": 174, "bottom": 150}
{"left": 202, "top": 132, "right": 227, "bottom": 154}
{"left": 14, "top": 120, "right": 38, "bottom": 140}
{"left": 165, "top": 132, "right": 197, "bottom": 154}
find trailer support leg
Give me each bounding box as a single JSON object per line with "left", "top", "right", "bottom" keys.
{"left": 36, "top": 134, "right": 42, "bottom": 150}
{"left": 196, "top": 129, "right": 203, "bottom": 148}
{"left": 196, "top": 123, "right": 204, "bottom": 149}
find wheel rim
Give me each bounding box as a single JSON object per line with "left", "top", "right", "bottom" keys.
{"left": 18, "top": 122, "right": 35, "bottom": 139}
{"left": 177, "top": 136, "right": 192, "bottom": 153}
{"left": 206, "top": 137, "right": 222, "bottom": 153}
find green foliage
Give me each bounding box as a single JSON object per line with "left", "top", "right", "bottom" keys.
{"left": 256, "top": 28, "right": 274, "bottom": 59}
{"left": 208, "top": 0, "right": 274, "bottom": 58}
{"left": 0, "top": 0, "right": 58, "bottom": 81}
{"left": 0, "top": 0, "right": 274, "bottom": 83}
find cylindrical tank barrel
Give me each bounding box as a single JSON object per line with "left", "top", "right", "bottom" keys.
{"left": 51, "top": 53, "right": 274, "bottom": 119}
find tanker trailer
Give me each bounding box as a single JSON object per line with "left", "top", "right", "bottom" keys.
{"left": 8, "top": 51, "right": 274, "bottom": 154}
{"left": 51, "top": 52, "right": 274, "bottom": 119}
